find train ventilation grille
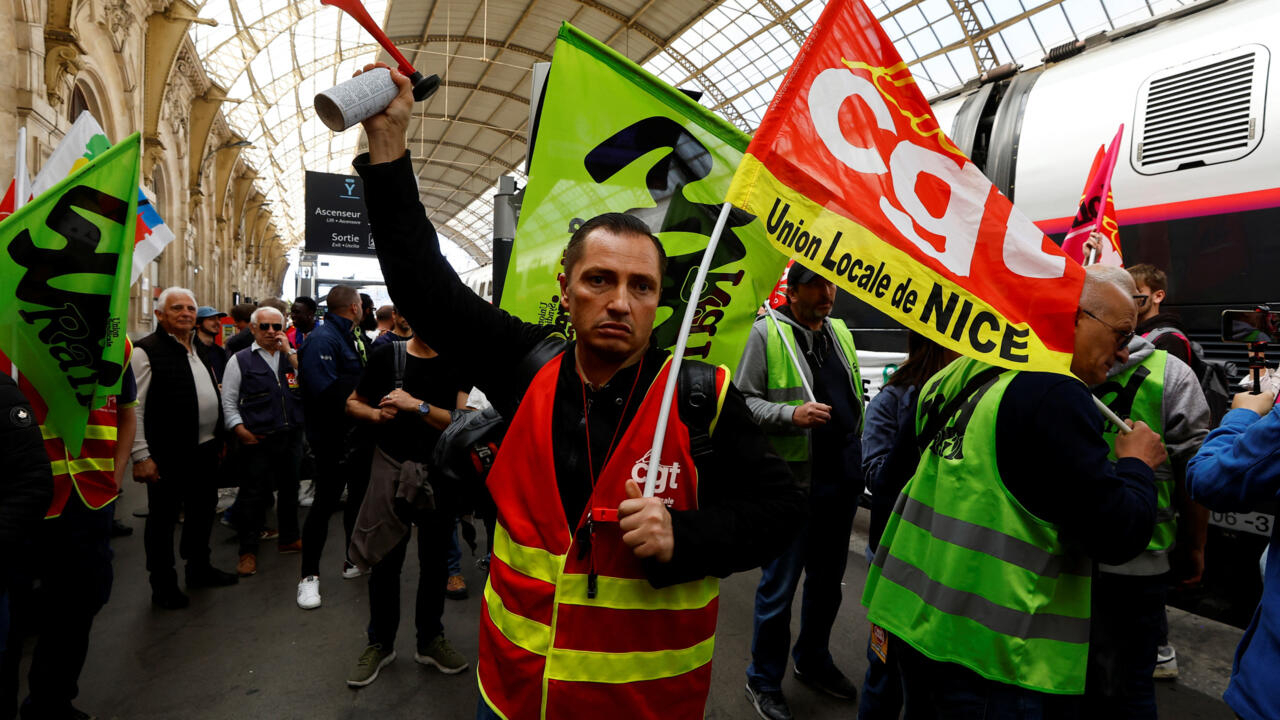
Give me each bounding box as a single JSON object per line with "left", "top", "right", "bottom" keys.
{"left": 1133, "top": 45, "right": 1268, "bottom": 175}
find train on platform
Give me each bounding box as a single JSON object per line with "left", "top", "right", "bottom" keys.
{"left": 838, "top": 0, "right": 1279, "bottom": 628}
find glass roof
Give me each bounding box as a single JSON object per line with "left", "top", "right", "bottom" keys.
{"left": 189, "top": 0, "right": 1197, "bottom": 273}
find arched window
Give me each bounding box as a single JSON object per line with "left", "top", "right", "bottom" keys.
{"left": 68, "top": 82, "right": 103, "bottom": 127}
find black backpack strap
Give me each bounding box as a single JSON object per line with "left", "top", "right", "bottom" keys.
{"left": 393, "top": 341, "right": 407, "bottom": 390}
{"left": 678, "top": 360, "right": 721, "bottom": 461}
{"left": 517, "top": 335, "right": 570, "bottom": 389}
{"left": 916, "top": 366, "right": 1004, "bottom": 454}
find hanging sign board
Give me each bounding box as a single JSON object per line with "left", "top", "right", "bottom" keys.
{"left": 304, "top": 170, "right": 376, "bottom": 256}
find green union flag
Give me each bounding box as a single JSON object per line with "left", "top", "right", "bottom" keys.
{"left": 0, "top": 133, "right": 140, "bottom": 454}
{"left": 501, "top": 23, "right": 787, "bottom": 369}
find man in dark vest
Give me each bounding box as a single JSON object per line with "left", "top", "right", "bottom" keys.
{"left": 220, "top": 306, "right": 304, "bottom": 578}
{"left": 131, "top": 287, "right": 238, "bottom": 609}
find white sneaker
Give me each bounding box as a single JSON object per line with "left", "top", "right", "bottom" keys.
{"left": 215, "top": 488, "right": 238, "bottom": 512}
{"left": 1153, "top": 644, "right": 1178, "bottom": 679}
{"left": 342, "top": 561, "right": 364, "bottom": 580}
{"left": 297, "top": 575, "right": 321, "bottom": 610}
{"left": 298, "top": 480, "right": 315, "bottom": 508}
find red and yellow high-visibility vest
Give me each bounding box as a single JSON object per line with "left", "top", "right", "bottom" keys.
{"left": 477, "top": 353, "right": 728, "bottom": 720}
{"left": 0, "top": 341, "right": 133, "bottom": 518}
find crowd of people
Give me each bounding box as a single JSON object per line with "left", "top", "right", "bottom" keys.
{"left": 0, "top": 61, "right": 1277, "bottom": 720}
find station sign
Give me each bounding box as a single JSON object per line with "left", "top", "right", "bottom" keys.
{"left": 304, "top": 170, "right": 375, "bottom": 256}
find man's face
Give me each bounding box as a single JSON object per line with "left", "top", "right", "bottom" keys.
{"left": 197, "top": 316, "right": 221, "bottom": 337}
{"left": 559, "top": 229, "right": 661, "bottom": 363}
{"left": 1135, "top": 284, "right": 1163, "bottom": 323}
{"left": 290, "top": 303, "right": 316, "bottom": 332}
{"left": 156, "top": 293, "right": 197, "bottom": 336}
{"left": 251, "top": 309, "right": 285, "bottom": 348}
{"left": 1071, "top": 283, "right": 1136, "bottom": 385}
{"left": 393, "top": 312, "right": 411, "bottom": 334}
{"left": 788, "top": 278, "right": 837, "bottom": 326}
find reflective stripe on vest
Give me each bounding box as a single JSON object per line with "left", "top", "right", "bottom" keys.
{"left": 1093, "top": 351, "right": 1174, "bottom": 553}
{"left": 863, "top": 357, "right": 1092, "bottom": 695}
{"left": 39, "top": 402, "right": 122, "bottom": 518}
{"left": 477, "top": 353, "right": 727, "bottom": 720}
{"left": 763, "top": 316, "right": 862, "bottom": 461}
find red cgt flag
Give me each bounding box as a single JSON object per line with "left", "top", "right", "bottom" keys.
{"left": 1061, "top": 128, "right": 1124, "bottom": 267}
{"left": 725, "top": 0, "right": 1084, "bottom": 374}
{"left": 767, "top": 260, "right": 794, "bottom": 309}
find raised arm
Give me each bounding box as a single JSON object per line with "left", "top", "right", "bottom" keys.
{"left": 1188, "top": 397, "right": 1280, "bottom": 511}
{"left": 351, "top": 64, "right": 550, "bottom": 413}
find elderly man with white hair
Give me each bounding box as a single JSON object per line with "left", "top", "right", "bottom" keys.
{"left": 131, "top": 286, "right": 238, "bottom": 609}
{"left": 220, "top": 306, "right": 304, "bottom": 577}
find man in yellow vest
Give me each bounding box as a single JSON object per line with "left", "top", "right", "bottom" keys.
{"left": 863, "top": 265, "right": 1168, "bottom": 716}
{"left": 1086, "top": 333, "right": 1208, "bottom": 717}
{"left": 0, "top": 352, "right": 137, "bottom": 720}
{"left": 353, "top": 63, "right": 807, "bottom": 720}
{"left": 736, "top": 264, "right": 865, "bottom": 720}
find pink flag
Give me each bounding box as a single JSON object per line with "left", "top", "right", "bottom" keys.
{"left": 1062, "top": 125, "right": 1124, "bottom": 266}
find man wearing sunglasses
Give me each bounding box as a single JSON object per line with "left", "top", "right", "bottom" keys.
{"left": 220, "top": 307, "right": 304, "bottom": 577}
{"left": 1127, "top": 265, "right": 1193, "bottom": 369}
{"left": 864, "top": 265, "right": 1170, "bottom": 715}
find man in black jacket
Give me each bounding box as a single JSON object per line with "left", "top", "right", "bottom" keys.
{"left": 0, "top": 376, "right": 50, "bottom": 574}
{"left": 131, "top": 287, "right": 237, "bottom": 608}
{"left": 353, "top": 64, "right": 805, "bottom": 719}
{"left": 0, "top": 375, "right": 52, "bottom": 659}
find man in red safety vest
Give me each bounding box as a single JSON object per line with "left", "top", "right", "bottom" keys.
{"left": 0, "top": 344, "right": 138, "bottom": 720}
{"left": 351, "top": 63, "right": 807, "bottom": 720}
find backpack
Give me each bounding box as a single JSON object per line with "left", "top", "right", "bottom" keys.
{"left": 1144, "top": 327, "right": 1234, "bottom": 427}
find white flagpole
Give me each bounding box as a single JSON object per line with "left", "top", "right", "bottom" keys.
{"left": 14, "top": 127, "right": 28, "bottom": 211}
{"left": 642, "top": 201, "right": 734, "bottom": 498}
{"left": 1092, "top": 395, "right": 1132, "bottom": 435}
{"left": 11, "top": 127, "right": 27, "bottom": 382}
{"left": 765, "top": 304, "right": 817, "bottom": 403}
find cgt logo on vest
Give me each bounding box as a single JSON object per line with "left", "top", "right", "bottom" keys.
{"left": 630, "top": 450, "right": 682, "bottom": 503}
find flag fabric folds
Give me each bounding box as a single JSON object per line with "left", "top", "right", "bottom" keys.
{"left": 33, "top": 112, "right": 176, "bottom": 283}
{"left": 0, "top": 133, "right": 141, "bottom": 454}
{"left": 725, "top": 0, "right": 1085, "bottom": 375}
{"left": 499, "top": 23, "right": 788, "bottom": 370}
{"left": 1061, "top": 126, "right": 1125, "bottom": 267}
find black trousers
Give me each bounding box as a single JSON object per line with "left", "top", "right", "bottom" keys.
{"left": 144, "top": 440, "right": 220, "bottom": 590}
{"left": 367, "top": 507, "right": 453, "bottom": 650}
{"left": 1084, "top": 572, "right": 1166, "bottom": 720}
{"left": 1, "top": 498, "right": 114, "bottom": 719}
{"left": 300, "top": 431, "right": 372, "bottom": 578}
{"left": 234, "top": 428, "right": 303, "bottom": 554}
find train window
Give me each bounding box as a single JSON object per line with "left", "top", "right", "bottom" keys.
{"left": 1133, "top": 45, "right": 1268, "bottom": 175}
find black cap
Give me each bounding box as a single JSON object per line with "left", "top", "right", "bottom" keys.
{"left": 787, "top": 263, "right": 820, "bottom": 287}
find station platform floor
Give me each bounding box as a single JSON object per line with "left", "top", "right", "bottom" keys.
{"left": 10, "top": 485, "right": 1244, "bottom": 719}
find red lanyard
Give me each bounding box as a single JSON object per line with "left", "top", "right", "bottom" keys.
{"left": 580, "top": 354, "right": 645, "bottom": 491}
{"left": 578, "top": 354, "right": 645, "bottom": 600}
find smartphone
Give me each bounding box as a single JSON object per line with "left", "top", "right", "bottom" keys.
{"left": 1221, "top": 309, "right": 1278, "bottom": 344}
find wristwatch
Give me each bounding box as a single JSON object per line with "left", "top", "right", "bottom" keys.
{"left": 418, "top": 402, "right": 431, "bottom": 416}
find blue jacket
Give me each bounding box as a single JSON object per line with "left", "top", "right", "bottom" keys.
{"left": 1187, "top": 406, "right": 1280, "bottom": 720}
{"left": 297, "top": 313, "right": 365, "bottom": 443}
